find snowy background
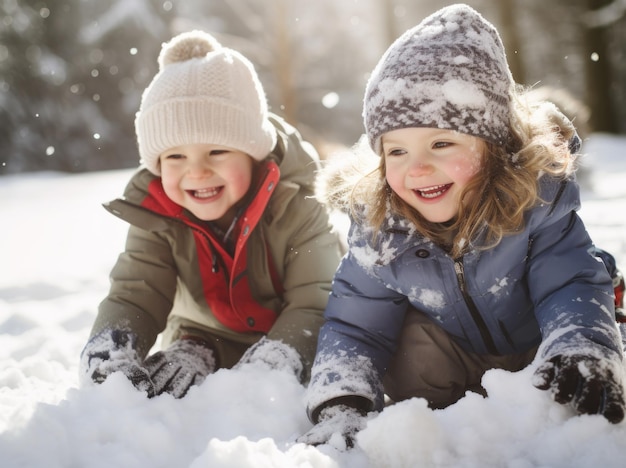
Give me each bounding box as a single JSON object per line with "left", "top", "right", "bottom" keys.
{"left": 1, "top": 134, "right": 626, "bottom": 467}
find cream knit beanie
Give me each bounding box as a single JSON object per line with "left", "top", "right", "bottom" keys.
{"left": 363, "top": 4, "right": 514, "bottom": 154}
{"left": 135, "top": 30, "right": 277, "bottom": 175}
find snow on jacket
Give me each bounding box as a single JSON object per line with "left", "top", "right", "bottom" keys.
{"left": 88, "top": 115, "right": 344, "bottom": 375}
{"left": 306, "top": 173, "right": 621, "bottom": 416}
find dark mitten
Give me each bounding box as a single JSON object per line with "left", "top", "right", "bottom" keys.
{"left": 532, "top": 354, "right": 626, "bottom": 423}
{"left": 143, "top": 336, "right": 216, "bottom": 398}
{"left": 79, "top": 329, "right": 155, "bottom": 397}
{"left": 297, "top": 403, "right": 368, "bottom": 450}
{"left": 235, "top": 337, "right": 304, "bottom": 382}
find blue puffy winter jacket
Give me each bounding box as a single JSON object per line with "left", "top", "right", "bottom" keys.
{"left": 306, "top": 175, "right": 621, "bottom": 416}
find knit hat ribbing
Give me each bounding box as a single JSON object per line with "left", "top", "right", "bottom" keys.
{"left": 135, "top": 30, "right": 277, "bottom": 175}
{"left": 363, "top": 4, "right": 514, "bottom": 154}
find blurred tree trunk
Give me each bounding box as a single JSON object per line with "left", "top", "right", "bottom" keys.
{"left": 382, "top": 0, "right": 399, "bottom": 46}
{"left": 496, "top": 0, "right": 525, "bottom": 84}
{"left": 584, "top": 0, "right": 618, "bottom": 132}
{"left": 272, "top": 0, "right": 297, "bottom": 125}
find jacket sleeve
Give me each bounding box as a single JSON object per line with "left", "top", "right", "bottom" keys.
{"left": 265, "top": 190, "right": 344, "bottom": 379}
{"left": 305, "top": 222, "right": 409, "bottom": 420}
{"left": 89, "top": 224, "right": 177, "bottom": 357}
{"left": 527, "top": 178, "right": 622, "bottom": 361}
{"left": 260, "top": 117, "right": 343, "bottom": 379}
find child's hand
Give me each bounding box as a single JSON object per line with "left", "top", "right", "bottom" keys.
{"left": 235, "top": 337, "right": 304, "bottom": 382}
{"left": 143, "top": 336, "right": 216, "bottom": 398}
{"left": 296, "top": 403, "right": 367, "bottom": 450}
{"left": 532, "top": 354, "right": 626, "bottom": 423}
{"left": 79, "top": 329, "right": 155, "bottom": 397}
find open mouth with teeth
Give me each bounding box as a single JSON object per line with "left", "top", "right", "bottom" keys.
{"left": 187, "top": 187, "right": 223, "bottom": 200}
{"left": 413, "top": 183, "right": 453, "bottom": 199}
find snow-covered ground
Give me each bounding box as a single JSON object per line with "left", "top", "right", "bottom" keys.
{"left": 1, "top": 134, "right": 625, "bottom": 468}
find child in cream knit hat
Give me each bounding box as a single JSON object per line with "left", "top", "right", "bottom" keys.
{"left": 79, "top": 31, "right": 344, "bottom": 400}
{"left": 135, "top": 30, "right": 277, "bottom": 174}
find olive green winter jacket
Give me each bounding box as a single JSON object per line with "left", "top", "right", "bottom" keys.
{"left": 88, "top": 115, "right": 343, "bottom": 375}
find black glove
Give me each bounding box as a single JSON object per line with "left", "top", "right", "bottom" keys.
{"left": 79, "top": 329, "right": 155, "bottom": 397}
{"left": 143, "top": 336, "right": 216, "bottom": 398}
{"left": 297, "top": 404, "right": 368, "bottom": 450}
{"left": 235, "top": 337, "right": 304, "bottom": 382}
{"left": 532, "top": 354, "right": 626, "bottom": 423}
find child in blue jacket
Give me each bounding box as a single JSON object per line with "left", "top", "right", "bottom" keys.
{"left": 299, "top": 4, "right": 626, "bottom": 448}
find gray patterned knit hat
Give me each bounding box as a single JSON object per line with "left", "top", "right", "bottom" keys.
{"left": 363, "top": 4, "right": 514, "bottom": 154}
{"left": 135, "top": 30, "right": 277, "bottom": 175}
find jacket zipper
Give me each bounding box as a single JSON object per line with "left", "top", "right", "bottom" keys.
{"left": 197, "top": 228, "right": 223, "bottom": 274}
{"left": 453, "top": 259, "right": 498, "bottom": 355}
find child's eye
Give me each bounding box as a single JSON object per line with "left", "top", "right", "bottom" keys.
{"left": 432, "top": 141, "right": 452, "bottom": 149}
{"left": 386, "top": 148, "right": 406, "bottom": 157}
{"left": 164, "top": 153, "right": 184, "bottom": 160}
{"left": 210, "top": 149, "right": 230, "bottom": 156}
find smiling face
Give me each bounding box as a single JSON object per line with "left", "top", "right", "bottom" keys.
{"left": 159, "top": 143, "right": 254, "bottom": 227}
{"left": 382, "top": 127, "right": 484, "bottom": 223}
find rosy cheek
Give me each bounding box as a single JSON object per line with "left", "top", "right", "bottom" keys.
{"left": 468, "top": 160, "right": 481, "bottom": 177}
{"left": 462, "top": 151, "right": 482, "bottom": 178}
{"left": 451, "top": 162, "right": 478, "bottom": 181}
{"left": 161, "top": 182, "right": 176, "bottom": 201}
{"left": 385, "top": 172, "right": 400, "bottom": 192}
{"left": 158, "top": 173, "right": 180, "bottom": 200}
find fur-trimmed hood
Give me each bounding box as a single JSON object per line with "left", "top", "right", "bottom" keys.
{"left": 315, "top": 136, "right": 380, "bottom": 214}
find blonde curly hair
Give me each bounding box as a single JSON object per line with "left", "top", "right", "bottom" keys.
{"left": 335, "top": 87, "right": 579, "bottom": 259}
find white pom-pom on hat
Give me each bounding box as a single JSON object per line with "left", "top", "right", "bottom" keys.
{"left": 158, "top": 30, "right": 221, "bottom": 69}
{"left": 135, "top": 30, "right": 277, "bottom": 175}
